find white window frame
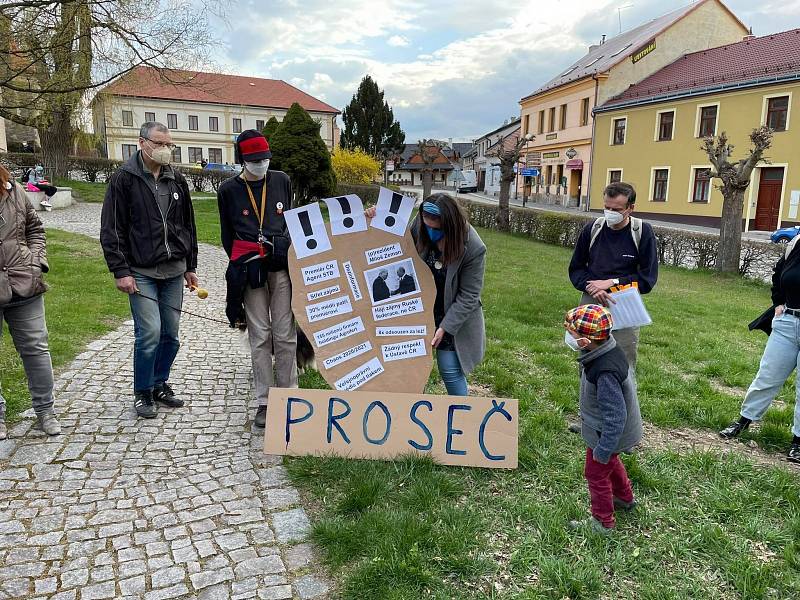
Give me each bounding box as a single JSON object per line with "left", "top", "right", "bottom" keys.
{"left": 688, "top": 164, "right": 714, "bottom": 204}
{"left": 653, "top": 108, "right": 676, "bottom": 142}
{"left": 121, "top": 110, "right": 134, "bottom": 127}
{"left": 648, "top": 166, "right": 671, "bottom": 202}
{"left": 609, "top": 116, "right": 628, "bottom": 145}
{"left": 695, "top": 102, "right": 720, "bottom": 138}
{"left": 606, "top": 168, "right": 624, "bottom": 185}
{"left": 761, "top": 92, "right": 792, "bottom": 132}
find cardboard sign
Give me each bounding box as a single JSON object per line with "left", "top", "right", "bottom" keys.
{"left": 264, "top": 388, "right": 518, "bottom": 469}
{"left": 286, "top": 190, "right": 435, "bottom": 393}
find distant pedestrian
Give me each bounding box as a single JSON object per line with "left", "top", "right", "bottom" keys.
{"left": 720, "top": 236, "right": 800, "bottom": 463}
{"left": 568, "top": 182, "right": 658, "bottom": 371}
{"left": 564, "top": 304, "right": 642, "bottom": 534}
{"left": 0, "top": 163, "right": 61, "bottom": 438}
{"left": 100, "top": 121, "right": 199, "bottom": 419}
{"left": 23, "top": 165, "right": 56, "bottom": 209}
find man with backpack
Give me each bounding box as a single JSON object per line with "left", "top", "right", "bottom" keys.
{"left": 568, "top": 182, "right": 658, "bottom": 371}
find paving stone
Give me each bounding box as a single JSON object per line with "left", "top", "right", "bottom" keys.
{"left": 284, "top": 543, "right": 316, "bottom": 571}
{"left": 151, "top": 565, "right": 186, "bottom": 589}
{"left": 198, "top": 583, "right": 232, "bottom": 600}
{"left": 190, "top": 567, "right": 234, "bottom": 590}
{"left": 80, "top": 581, "right": 116, "bottom": 599}
{"left": 272, "top": 508, "right": 311, "bottom": 543}
{"left": 144, "top": 583, "right": 189, "bottom": 600}
{"left": 294, "top": 574, "right": 331, "bottom": 599}
{"left": 235, "top": 555, "right": 285, "bottom": 579}
{"left": 258, "top": 585, "right": 293, "bottom": 600}
{"left": 119, "top": 575, "right": 146, "bottom": 596}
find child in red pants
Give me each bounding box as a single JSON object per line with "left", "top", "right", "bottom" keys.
{"left": 564, "top": 304, "right": 643, "bottom": 533}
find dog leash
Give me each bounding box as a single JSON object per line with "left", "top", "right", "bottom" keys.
{"left": 134, "top": 291, "right": 232, "bottom": 326}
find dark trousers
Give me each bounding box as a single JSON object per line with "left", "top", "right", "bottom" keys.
{"left": 584, "top": 447, "right": 634, "bottom": 528}
{"left": 36, "top": 183, "right": 58, "bottom": 197}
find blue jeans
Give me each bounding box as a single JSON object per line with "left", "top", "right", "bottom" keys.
{"left": 740, "top": 311, "right": 800, "bottom": 436}
{"left": 437, "top": 350, "right": 468, "bottom": 396}
{"left": 129, "top": 273, "right": 183, "bottom": 393}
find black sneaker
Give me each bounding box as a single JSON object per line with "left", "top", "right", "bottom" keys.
{"left": 787, "top": 443, "right": 800, "bottom": 464}
{"left": 719, "top": 418, "right": 750, "bottom": 439}
{"left": 153, "top": 383, "right": 184, "bottom": 408}
{"left": 254, "top": 406, "right": 267, "bottom": 428}
{"left": 134, "top": 390, "right": 158, "bottom": 419}
{"left": 613, "top": 497, "right": 637, "bottom": 511}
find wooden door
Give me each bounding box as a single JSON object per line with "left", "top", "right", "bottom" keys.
{"left": 755, "top": 167, "right": 784, "bottom": 231}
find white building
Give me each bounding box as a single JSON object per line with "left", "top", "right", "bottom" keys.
{"left": 472, "top": 118, "right": 521, "bottom": 193}
{"left": 0, "top": 118, "right": 7, "bottom": 153}
{"left": 93, "top": 67, "right": 340, "bottom": 165}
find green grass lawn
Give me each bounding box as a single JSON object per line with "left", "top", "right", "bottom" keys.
{"left": 54, "top": 178, "right": 108, "bottom": 203}
{"left": 1, "top": 230, "right": 129, "bottom": 420}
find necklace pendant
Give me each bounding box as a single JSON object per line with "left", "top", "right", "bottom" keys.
{"left": 434, "top": 260, "right": 443, "bottom": 270}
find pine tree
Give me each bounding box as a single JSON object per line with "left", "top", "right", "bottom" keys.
{"left": 269, "top": 103, "right": 336, "bottom": 205}
{"left": 261, "top": 116, "right": 281, "bottom": 141}
{"left": 341, "top": 76, "right": 406, "bottom": 158}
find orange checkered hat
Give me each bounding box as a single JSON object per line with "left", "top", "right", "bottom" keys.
{"left": 564, "top": 304, "right": 614, "bottom": 341}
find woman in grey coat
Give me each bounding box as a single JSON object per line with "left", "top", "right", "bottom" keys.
{"left": 413, "top": 193, "right": 487, "bottom": 395}
{"left": 0, "top": 164, "right": 61, "bottom": 439}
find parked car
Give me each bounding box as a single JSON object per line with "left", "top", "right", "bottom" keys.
{"left": 770, "top": 225, "right": 800, "bottom": 243}
{"left": 456, "top": 169, "right": 478, "bottom": 193}
{"left": 203, "top": 163, "right": 241, "bottom": 173}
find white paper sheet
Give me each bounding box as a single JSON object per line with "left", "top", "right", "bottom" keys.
{"left": 306, "top": 295, "right": 354, "bottom": 323}
{"left": 365, "top": 243, "right": 403, "bottom": 265}
{"left": 323, "top": 194, "right": 368, "bottom": 236}
{"left": 370, "top": 187, "right": 416, "bottom": 237}
{"left": 322, "top": 341, "right": 373, "bottom": 370}
{"left": 342, "top": 261, "right": 363, "bottom": 301}
{"left": 301, "top": 260, "right": 340, "bottom": 286}
{"left": 372, "top": 297, "right": 424, "bottom": 321}
{"left": 381, "top": 338, "right": 427, "bottom": 362}
{"left": 313, "top": 316, "right": 366, "bottom": 347}
{"left": 609, "top": 288, "right": 652, "bottom": 330}
{"left": 375, "top": 326, "right": 427, "bottom": 337}
{"left": 285, "top": 203, "right": 332, "bottom": 259}
{"left": 334, "top": 357, "right": 385, "bottom": 391}
{"left": 307, "top": 285, "right": 341, "bottom": 302}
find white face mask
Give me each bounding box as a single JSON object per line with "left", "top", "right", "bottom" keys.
{"left": 245, "top": 159, "right": 269, "bottom": 178}
{"left": 564, "top": 330, "right": 584, "bottom": 351}
{"left": 143, "top": 143, "right": 172, "bottom": 166}
{"left": 4, "top": 181, "right": 11, "bottom": 190}
{"left": 604, "top": 208, "right": 626, "bottom": 226}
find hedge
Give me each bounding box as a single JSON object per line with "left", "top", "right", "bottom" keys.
{"left": 458, "top": 199, "right": 783, "bottom": 282}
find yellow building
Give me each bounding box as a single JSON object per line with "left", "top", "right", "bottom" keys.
{"left": 591, "top": 29, "right": 800, "bottom": 231}
{"left": 518, "top": 0, "right": 747, "bottom": 207}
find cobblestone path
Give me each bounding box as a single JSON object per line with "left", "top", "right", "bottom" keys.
{"left": 0, "top": 203, "right": 331, "bottom": 599}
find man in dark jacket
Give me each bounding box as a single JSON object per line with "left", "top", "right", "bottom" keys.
{"left": 372, "top": 269, "right": 390, "bottom": 302}
{"left": 217, "top": 129, "right": 296, "bottom": 428}
{"left": 568, "top": 182, "right": 658, "bottom": 371}
{"left": 393, "top": 266, "right": 416, "bottom": 295}
{"left": 100, "top": 121, "right": 199, "bottom": 419}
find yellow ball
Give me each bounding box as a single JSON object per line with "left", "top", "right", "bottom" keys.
{"left": 197, "top": 288, "right": 209, "bottom": 299}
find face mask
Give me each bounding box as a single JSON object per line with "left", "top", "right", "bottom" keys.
{"left": 144, "top": 143, "right": 172, "bottom": 166}
{"left": 426, "top": 226, "right": 444, "bottom": 243}
{"left": 4, "top": 181, "right": 11, "bottom": 190}
{"left": 245, "top": 160, "right": 269, "bottom": 178}
{"left": 564, "top": 330, "right": 584, "bottom": 351}
{"left": 604, "top": 209, "right": 626, "bottom": 226}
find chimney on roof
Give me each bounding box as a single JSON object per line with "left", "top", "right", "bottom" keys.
{"left": 601, "top": 34, "right": 606, "bottom": 45}
{"left": 743, "top": 26, "right": 755, "bottom": 41}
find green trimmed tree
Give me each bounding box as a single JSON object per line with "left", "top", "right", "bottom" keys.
{"left": 269, "top": 103, "right": 336, "bottom": 205}
{"left": 341, "top": 76, "right": 406, "bottom": 158}
{"left": 261, "top": 116, "right": 281, "bottom": 141}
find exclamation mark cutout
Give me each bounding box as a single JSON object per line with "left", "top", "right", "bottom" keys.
{"left": 337, "top": 197, "right": 354, "bottom": 228}
{"left": 385, "top": 193, "right": 403, "bottom": 227}
{"left": 298, "top": 211, "right": 317, "bottom": 250}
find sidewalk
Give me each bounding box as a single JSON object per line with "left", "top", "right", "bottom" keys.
{"left": 401, "top": 185, "right": 774, "bottom": 243}
{"left": 0, "top": 203, "right": 331, "bottom": 600}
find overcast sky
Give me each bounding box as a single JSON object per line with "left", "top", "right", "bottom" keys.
{"left": 211, "top": 0, "right": 799, "bottom": 142}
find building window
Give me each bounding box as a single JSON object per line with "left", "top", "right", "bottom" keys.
{"left": 523, "top": 114, "right": 530, "bottom": 136}
{"left": 559, "top": 104, "right": 567, "bottom": 130}
{"left": 548, "top": 107, "right": 556, "bottom": 132}
{"left": 209, "top": 116, "right": 219, "bottom": 132}
{"left": 208, "top": 148, "right": 222, "bottom": 163}
{"left": 122, "top": 110, "right": 133, "bottom": 127}
{"left": 611, "top": 118, "right": 626, "bottom": 145}
{"left": 699, "top": 105, "right": 717, "bottom": 137}
{"left": 256, "top": 119, "right": 265, "bottom": 132}
{"left": 538, "top": 110, "right": 545, "bottom": 134}
{"left": 233, "top": 118, "right": 242, "bottom": 133}
{"left": 171, "top": 146, "right": 182, "bottom": 164}
{"left": 121, "top": 144, "right": 137, "bottom": 160}
{"left": 167, "top": 113, "right": 178, "bottom": 129}
{"left": 581, "top": 97, "right": 590, "bottom": 126}
{"left": 652, "top": 169, "right": 668, "bottom": 201}
{"left": 609, "top": 169, "right": 622, "bottom": 184}
{"left": 188, "top": 115, "right": 198, "bottom": 131}
{"left": 188, "top": 147, "right": 203, "bottom": 164}
{"left": 766, "top": 96, "right": 789, "bottom": 131}
{"left": 657, "top": 111, "right": 674, "bottom": 141}
{"left": 692, "top": 168, "right": 711, "bottom": 203}
{"left": 145, "top": 111, "right": 156, "bottom": 123}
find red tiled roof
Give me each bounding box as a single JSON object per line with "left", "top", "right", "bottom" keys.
{"left": 601, "top": 28, "right": 800, "bottom": 109}
{"left": 98, "top": 66, "right": 340, "bottom": 114}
